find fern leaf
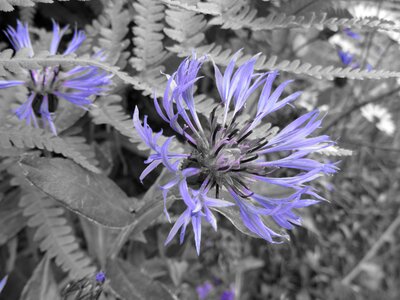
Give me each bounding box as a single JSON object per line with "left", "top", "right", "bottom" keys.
{"left": 162, "top": 0, "right": 221, "bottom": 15}
{"left": 168, "top": 43, "right": 400, "bottom": 80}
{"left": 164, "top": 0, "right": 207, "bottom": 49}
{"left": 208, "top": 0, "right": 400, "bottom": 32}
{"left": 208, "top": 0, "right": 258, "bottom": 30}
{"left": 0, "top": 125, "right": 100, "bottom": 173}
{"left": 19, "top": 6, "right": 37, "bottom": 24}
{"left": 0, "top": 49, "right": 155, "bottom": 94}
{"left": 83, "top": 0, "right": 131, "bottom": 69}
{"left": 0, "top": 0, "right": 86, "bottom": 12}
{"left": 130, "top": 0, "right": 169, "bottom": 95}
{"left": 90, "top": 95, "right": 181, "bottom": 153}
{"left": 316, "top": 146, "right": 353, "bottom": 156}
{"left": 11, "top": 174, "right": 96, "bottom": 279}
{"left": 90, "top": 95, "right": 149, "bottom": 152}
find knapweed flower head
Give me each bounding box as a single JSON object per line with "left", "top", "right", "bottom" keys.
{"left": 134, "top": 52, "right": 337, "bottom": 254}
{"left": 0, "top": 20, "right": 112, "bottom": 135}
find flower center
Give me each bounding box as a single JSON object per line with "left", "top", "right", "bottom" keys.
{"left": 32, "top": 93, "right": 59, "bottom": 117}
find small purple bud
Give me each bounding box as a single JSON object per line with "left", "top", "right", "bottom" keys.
{"left": 220, "top": 289, "right": 235, "bottom": 300}
{"left": 196, "top": 281, "right": 213, "bottom": 299}
{"left": 343, "top": 28, "right": 361, "bottom": 40}
{"left": 95, "top": 271, "right": 106, "bottom": 283}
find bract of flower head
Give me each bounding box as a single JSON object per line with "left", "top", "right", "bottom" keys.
{"left": 0, "top": 20, "right": 112, "bottom": 135}
{"left": 134, "top": 52, "right": 338, "bottom": 254}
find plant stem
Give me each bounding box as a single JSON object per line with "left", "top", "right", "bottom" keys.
{"left": 342, "top": 212, "right": 400, "bottom": 285}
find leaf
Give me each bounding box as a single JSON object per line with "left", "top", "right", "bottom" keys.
{"left": 0, "top": 0, "right": 89, "bottom": 12}
{"left": 169, "top": 43, "right": 400, "bottom": 80}
{"left": 316, "top": 146, "right": 353, "bottom": 156}
{"left": 106, "top": 258, "right": 177, "bottom": 300}
{"left": 20, "top": 257, "right": 60, "bottom": 300}
{"left": 83, "top": 0, "right": 131, "bottom": 68}
{"left": 80, "top": 217, "right": 121, "bottom": 267}
{"left": 19, "top": 157, "right": 136, "bottom": 228}
{"left": 0, "top": 189, "right": 26, "bottom": 246}
{"left": 164, "top": 0, "right": 207, "bottom": 48}
{"left": 209, "top": 0, "right": 400, "bottom": 32}
{"left": 162, "top": 0, "right": 221, "bottom": 15}
{"left": 0, "top": 49, "right": 154, "bottom": 95}
{"left": 11, "top": 169, "right": 96, "bottom": 279}
{"left": 130, "top": 0, "right": 168, "bottom": 96}
{"left": 129, "top": 170, "right": 178, "bottom": 240}
{"left": 108, "top": 170, "right": 178, "bottom": 258}
{"left": 0, "top": 125, "right": 99, "bottom": 173}
{"left": 90, "top": 95, "right": 153, "bottom": 154}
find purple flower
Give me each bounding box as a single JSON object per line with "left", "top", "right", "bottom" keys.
{"left": 134, "top": 52, "right": 337, "bottom": 254}
{"left": 343, "top": 28, "right": 361, "bottom": 40}
{"left": 196, "top": 282, "right": 213, "bottom": 299}
{"left": 337, "top": 50, "right": 354, "bottom": 66}
{"left": 0, "top": 276, "right": 7, "bottom": 294}
{"left": 95, "top": 271, "right": 106, "bottom": 283}
{"left": 220, "top": 289, "right": 234, "bottom": 300}
{"left": 0, "top": 20, "right": 112, "bottom": 135}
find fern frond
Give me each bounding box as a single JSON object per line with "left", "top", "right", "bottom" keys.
{"left": 208, "top": 0, "right": 258, "bottom": 30}
{"left": 0, "top": 0, "right": 85, "bottom": 12}
{"left": 90, "top": 95, "right": 149, "bottom": 152}
{"left": 168, "top": 43, "right": 400, "bottom": 80}
{"left": 164, "top": 0, "right": 207, "bottom": 49}
{"left": 19, "top": 6, "right": 37, "bottom": 24}
{"left": 83, "top": 0, "right": 131, "bottom": 68}
{"left": 11, "top": 174, "right": 96, "bottom": 279}
{"left": 162, "top": 0, "right": 221, "bottom": 15}
{"left": 0, "top": 125, "right": 100, "bottom": 173}
{"left": 209, "top": 0, "right": 400, "bottom": 32}
{"left": 316, "top": 146, "right": 353, "bottom": 156}
{"left": 0, "top": 49, "right": 154, "bottom": 94}
{"left": 90, "top": 95, "right": 181, "bottom": 153}
{"left": 130, "top": 0, "right": 169, "bottom": 95}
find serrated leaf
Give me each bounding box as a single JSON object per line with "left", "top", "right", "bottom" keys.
{"left": 106, "top": 258, "right": 177, "bottom": 300}
{"left": 20, "top": 257, "right": 60, "bottom": 300}
{"left": 19, "top": 157, "right": 136, "bottom": 228}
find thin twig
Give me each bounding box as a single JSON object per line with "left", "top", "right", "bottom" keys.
{"left": 342, "top": 212, "right": 400, "bottom": 285}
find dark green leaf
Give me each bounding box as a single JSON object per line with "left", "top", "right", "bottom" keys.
{"left": 106, "top": 258, "right": 177, "bottom": 300}
{"left": 19, "top": 157, "right": 136, "bottom": 228}
{"left": 20, "top": 257, "right": 60, "bottom": 300}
